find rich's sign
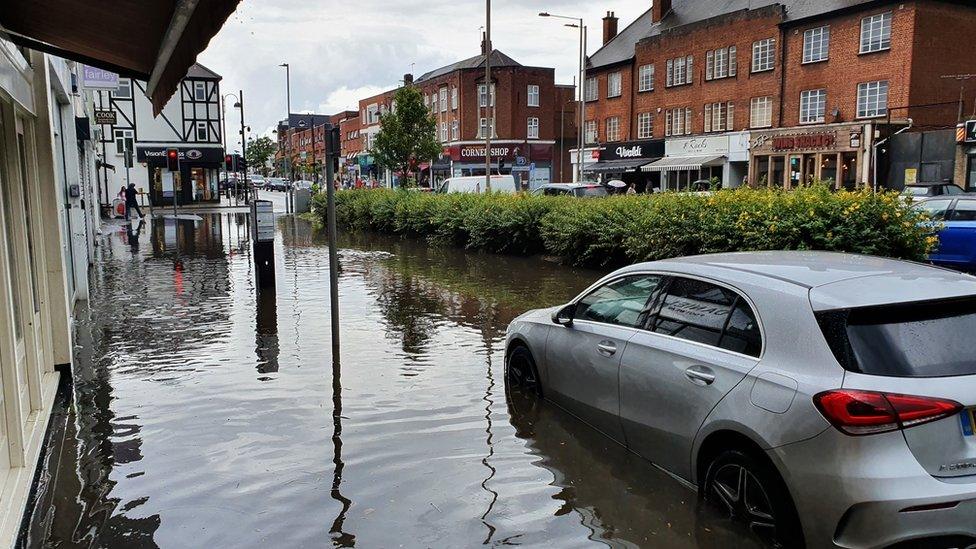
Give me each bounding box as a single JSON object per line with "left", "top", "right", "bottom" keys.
{"left": 772, "top": 133, "right": 836, "bottom": 151}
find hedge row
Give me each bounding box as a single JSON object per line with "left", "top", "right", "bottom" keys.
{"left": 312, "top": 187, "right": 935, "bottom": 268}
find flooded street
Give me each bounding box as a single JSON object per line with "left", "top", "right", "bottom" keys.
{"left": 26, "top": 210, "right": 763, "bottom": 548}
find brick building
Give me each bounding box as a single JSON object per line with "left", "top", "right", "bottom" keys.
{"left": 276, "top": 111, "right": 357, "bottom": 181}
{"left": 578, "top": 0, "right": 976, "bottom": 191}
{"left": 347, "top": 45, "right": 577, "bottom": 188}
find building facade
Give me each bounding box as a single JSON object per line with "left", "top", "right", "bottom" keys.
{"left": 578, "top": 0, "right": 976, "bottom": 191}
{"left": 94, "top": 64, "right": 223, "bottom": 207}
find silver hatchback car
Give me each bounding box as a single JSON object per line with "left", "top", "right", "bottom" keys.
{"left": 504, "top": 251, "right": 976, "bottom": 548}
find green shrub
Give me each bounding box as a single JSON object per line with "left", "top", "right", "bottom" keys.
{"left": 313, "top": 186, "right": 934, "bottom": 269}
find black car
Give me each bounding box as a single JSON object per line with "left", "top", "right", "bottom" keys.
{"left": 902, "top": 182, "right": 966, "bottom": 198}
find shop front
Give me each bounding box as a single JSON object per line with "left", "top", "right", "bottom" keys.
{"left": 137, "top": 146, "right": 223, "bottom": 206}
{"left": 445, "top": 142, "right": 554, "bottom": 190}
{"left": 582, "top": 139, "right": 664, "bottom": 192}
{"left": 643, "top": 132, "right": 750, "bottom": 191}
{"left": 749, "top": 123, "right": 868, "bottom": 189}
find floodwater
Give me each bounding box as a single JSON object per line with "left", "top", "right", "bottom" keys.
{"left": 25, "top": 207, "right": 764, "bottom": 548}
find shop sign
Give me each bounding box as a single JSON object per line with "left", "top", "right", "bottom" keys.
{"left": 600, "top": 140, "right": 664, "bottom": 161}
{"left": 81, "top": 65, "right": 119, "bottom": 89}
{"left": 966, "top": 120, "right": 976, "bottom": 143}
{"left": 93, "top": 110, "right": 117, "bottom": 125}
{"left": 136, "top": 146, "right": 223, "bottom": 163}
{"left": 771, "top": 133, "right": 836, "bottom": 151}
{"left": 458, "top": 145, "right": 515, "bottom": 160}
{"left": 665, "top": 135, "right": 728, "bottom": 157}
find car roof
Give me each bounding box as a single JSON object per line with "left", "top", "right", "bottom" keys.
{"left": 542, "top": 183, "right": 600, "bottom": 189}
{"left": 618, "top": 251, "right": 976, "bottom": 310}
{"left": 905, "top": 182, "right": 951, "bottom": 187}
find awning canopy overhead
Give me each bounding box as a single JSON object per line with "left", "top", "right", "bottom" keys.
{"left": 642, "top": 155, "right": 726, "bottom": 172}
{"left": 1, "top": 0, "right": 241, "bottom": 116}
{"left": 583, "top": 158, "right": 656, "bottom": 173}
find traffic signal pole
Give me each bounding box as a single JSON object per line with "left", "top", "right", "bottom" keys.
{"left": 323, "top": 123, "right": 340, "bottom": 358}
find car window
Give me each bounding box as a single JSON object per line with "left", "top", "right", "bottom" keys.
{"left": 543, "top": 188, "right": 564, "bottom": 196}
{"left": 916, "top": 199, "right": 953, "bottom": 221}
{"left": 718, "top": 300, "right": 762, "bottom": 357}
{"left": 902, "top": 186, "right": 929, "bottom": 197}
{"left": 578, "top": 186, "right": 608, "bottom": 197}
{"left": 949, "top": 201, "right": 976, "bottom": 222}
{"left": 945, "top": 185, "right": 965, "bottom": 195}
{"left": 649, "top": 277, "right": 740, "bottom": 348}
{"left": 575, "top": 275, "right": 664, "bottom": 328}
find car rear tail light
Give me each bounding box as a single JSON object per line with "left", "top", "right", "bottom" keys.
{"left": 813, "top": 390, "right": 962, "bottom": 436}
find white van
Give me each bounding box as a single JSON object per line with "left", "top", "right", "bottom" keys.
{"left": 439, "top": 175, "right": 518, "bottom": 194}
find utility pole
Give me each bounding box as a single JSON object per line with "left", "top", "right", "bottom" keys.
{"left": 323, "top": 124, "right": 341, "bottom": 358}
{"left": 280, "top": 63, "right": 294, "bottom": 214}
{"left": 484, "top": 0, "right": 492, "bottom": 192}
{"left": 942, "top": 74, "right": 976, "bottom": 121}
{"left": 239, "top": 89, "right": 248, "bottom": 202}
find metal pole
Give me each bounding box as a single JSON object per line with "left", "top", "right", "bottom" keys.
{"left": 285, "top": 64, "right": 294, "bottom": 214}
{"left": 240, "top": 89, "right": 248, "bottom": 203}
{"left": 485, "top": 0, "right": 492, "bottom": 192}
{"left": 324, "top": 126, "right": 340, "bottom": 357}
{"left": 579, "top": 22, "right": 586, "bottom": 183}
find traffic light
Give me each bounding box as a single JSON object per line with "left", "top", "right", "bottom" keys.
{"left": 166, "top": 148, "right": 180, "bottom": 171}
{"left": 225, "top": 154, "right": 233, "bottom": 171}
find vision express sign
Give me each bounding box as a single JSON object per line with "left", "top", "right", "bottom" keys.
{"left": 136, "top": 147, "right": 223, "bottom": 164}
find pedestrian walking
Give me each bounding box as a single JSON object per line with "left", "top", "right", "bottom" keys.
{"left": 124, "top": 183, "right": 144, "bottom": 220}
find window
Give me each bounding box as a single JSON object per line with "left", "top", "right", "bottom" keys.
{"left": 857, "top": 80, "right": 889, "bottom": 118}
{"left": 665, "top": 107, "right": 692, "bottom": 137}
{"left": 666, "top": 56, "right": 694, "bottom": 87}
{"left": 585, "top": 77, "right": 598, "bottom": 101}
{"left": 752, "top": 38, "right": 775, "bottom": 73}
{"left": 750, "top": 96, "right": 773, "bottom": 128}
{"left": 860, "top": 12, "right": 892, "bottom": 53}
{"left": 803, "top": 26, "right": 830, "bottom": 63}
{"left": 799, "top": 89, "right": 827, "bottom": 124}
{"left": 478, "top": 84, "right": 495, "bottom": 107}
{"left": 440, "top": 122, "right": 448, "bottom": 142}
{"left": 113, "top": 128, "right": 133, "bottom": 154}
{"left": 706, "top": 46, "right": 736, "bottom": 81}
{"left": 527, "top": 85, "right": 540, "bottom": 107}
{"left": 113, "top": 78, "right": 131, "bottom": 99}
{"left": 439, "top": 88, "right": 448, "bottom": 112}
{"left": 527, "top": 117, "right": 539, "bottom": 139}
{"left": 574, "top": 275, "right": 664, "bottom": 328}
{"left": 950, "top": 200, "right": 976, "bottom": 222}
{"left": 584, "top": 120, "right": 597, "bottom": 144}
{"left": 195, "top": 121, "right": 208, "bottom": 141}
{"left": 638, "top": 64, "right": 655, "bottom": 92}
{"left": 607, "top": 72, "right": 622, "bottom": 98}
{"left": 649, "top": 277, "right": 761, "bottom": 357}
{"left": 451, "top": 120, "right": 459, "bottom": 140}
{"left": 451, "top": 87, "right": 458, "bottom": 110}
{"left": 478, "top": 117, "right": 495, "bottom": 138}
{"left": 194, "top": 81, "right": 207, "bottom": 101}
{"left": 605, "top": 117, "right": 620, "bottom": 142}
{"left": 704, "top": 102, "right": 734, "bottom": 133}
{"left": 915, "top": 199, "right": 952, "bottom": 221}
{"left": 637, "top": 112, "right": 654, "bottom": 139}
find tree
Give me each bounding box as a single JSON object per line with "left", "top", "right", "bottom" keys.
{"left": 246, "top": 136, "right": 276, "bottom": 176}
{"left": 371, "top": 86, "right": 441, "bottom": 187}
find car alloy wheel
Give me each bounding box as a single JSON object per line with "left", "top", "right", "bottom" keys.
{"left": 506, "top": 347, "right": 540, "bottom": 396}
{"left": 710, "top": 463, "right": 777, "bottom": 540}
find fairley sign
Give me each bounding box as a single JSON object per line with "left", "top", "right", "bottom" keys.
{"left": 81, "top": 65, "right": 119, "bottom": 90}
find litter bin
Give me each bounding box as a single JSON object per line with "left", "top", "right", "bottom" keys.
{"left": 294, "top": 188, "right": 311, "bottom": 214}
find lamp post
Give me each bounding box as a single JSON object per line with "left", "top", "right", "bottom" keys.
{"left": 222, "top": 93, "right": 244, "bottom": 203}
{"left": 540, "top": 12, "right": 586, "bottom": 183}
{"left": 280, "top": 63, "right": 294, "bottom": 213}
{"left": 484, "top": 0, "right": 493, "bottom": 192}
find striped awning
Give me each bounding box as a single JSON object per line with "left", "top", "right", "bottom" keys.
{"left": 641, "top": 155, "right": 726, "bottom": 172}
{"left": 583, "top": 158, "right": 656, "bottom": 173}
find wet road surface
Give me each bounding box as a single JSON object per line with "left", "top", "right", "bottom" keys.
{"left": 26, "top": 211, "right": 764, "bottom": 548}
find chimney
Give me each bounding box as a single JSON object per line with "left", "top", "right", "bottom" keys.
{"left": 652, "top": 0, "right": 672, "bottom": 23}
{"left": 403, "top": 73, "right": 414, "bottom": 86}
{"left": 602, "top": 11, "right": 619, "bottom": 45}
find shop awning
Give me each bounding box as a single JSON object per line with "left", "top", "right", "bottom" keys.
{"left": 0, "top": 0, "right": 241, "bottom": 116}
{"left": 583, "top": 158, "right": 656, "bottom": 173}
{"left": 642, "top": 155, "right": 726, "bottom": 172}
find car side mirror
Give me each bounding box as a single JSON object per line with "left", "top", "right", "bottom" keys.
{"left": 552, "top": 303, "right": 576, "bottom": 326}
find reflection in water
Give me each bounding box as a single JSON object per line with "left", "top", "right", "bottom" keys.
{"left": 28, "top": 213, "right": 766, "bottom": 548}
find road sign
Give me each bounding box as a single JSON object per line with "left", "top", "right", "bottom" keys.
{"left": 515, "top": 156, "right": 528, "bottom": 167}
{"left": 512, "top": 162, "right": 535, "bottom": 173}
{"left": 965, "top": 120, "right": 976, "bottom": 143}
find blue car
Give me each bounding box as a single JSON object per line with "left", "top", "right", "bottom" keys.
{"left": 916, "top": 196, "right": 976, "bottom": 270}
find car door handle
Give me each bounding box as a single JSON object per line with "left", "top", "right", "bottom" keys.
{"left": 596, "top": 341, "right": 617, "bottom": 357}
{"left": 685, "top": 366, "right": 715, "bottom": 386}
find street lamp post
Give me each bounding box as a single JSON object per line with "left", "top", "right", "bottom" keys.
{"left": 484, "top": 0, "right": 493, "bottom": 192}
{"left": 540, "top": 12, "right": 586, "bottom": 183}
{"left": 280, "top": 63, "right": 293, "bottom": 213}
{"left": 222, "top": 92, "right": 244, "bottom": 204}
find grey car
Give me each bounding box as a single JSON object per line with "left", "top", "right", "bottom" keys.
{"left": 504, "top": 251, "right": 976, "bottom": 548}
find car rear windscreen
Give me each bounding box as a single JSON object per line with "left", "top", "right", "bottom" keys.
{"left": 817, "top": 297, "right": 976, "bottom": 377}
{"left": 580, "top": 187, "right": 608, "bottom": 197}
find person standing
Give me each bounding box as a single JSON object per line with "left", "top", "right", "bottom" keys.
{"left": 124, "top": 183, "right": 144, "bottom": 220}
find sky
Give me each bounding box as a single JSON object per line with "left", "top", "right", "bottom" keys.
{"left": 198, "top": 0, "right": 649, "bottom": 154}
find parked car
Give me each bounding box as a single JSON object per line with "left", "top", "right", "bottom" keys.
{"left": 438, "top": 175, "right": 518, "bottom": 194}
{"left": 247, "top": 175, "right": 266, "bottom": 188}
{"left": 505, "top": 251, "right": 976, "bottom": 549}
{"left": 915, "top": 195, "right": 976, "bottom": 270}
{"left": 292, "top": 180, "right": 314, "bottom": 192}
{"left": 902, "top": 182, "right": 966, "bottom": 199}
{"left": 533, "top": 183, "right": 609, "bottom": 198}
{"left": 265, "top": 177, "right": 289, "bottom": 191}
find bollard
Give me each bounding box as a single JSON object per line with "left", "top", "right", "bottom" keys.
{"left": 251, "top": 199, "right": 276, "bottom": 287}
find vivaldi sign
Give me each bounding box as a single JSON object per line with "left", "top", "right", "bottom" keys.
{"left": 599, "top": 139, "right": 664, "bottom": 161}
{"left": 615, "top": 145, "right": 644, "bottom": 158}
